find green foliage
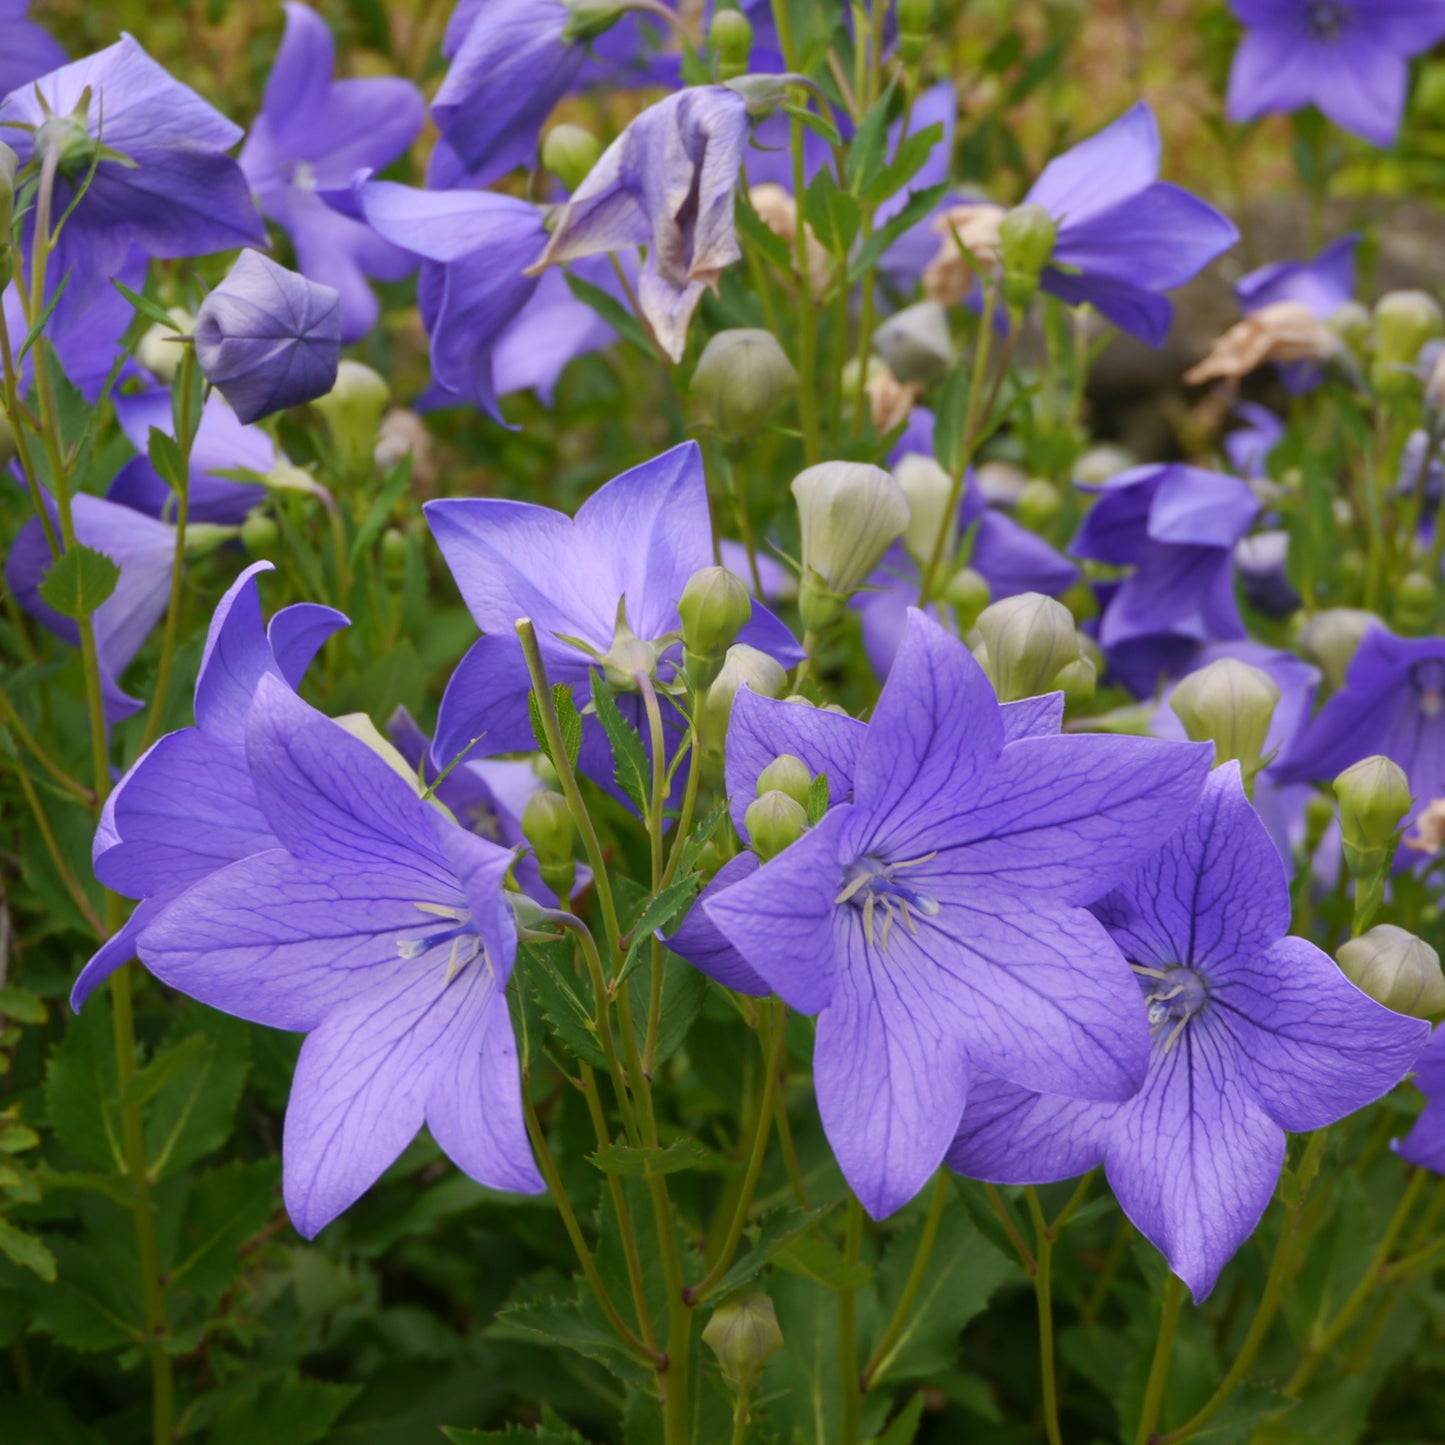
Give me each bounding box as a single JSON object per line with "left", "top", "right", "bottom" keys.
{"left": 37, "top": 543, "right": 120, "bottom": 620}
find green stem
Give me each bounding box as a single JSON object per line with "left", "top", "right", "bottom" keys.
{"left": 984, "top": 1182, "right": 1036, "bottom": 1275}
{"left": 6, "top": 750, "right": 104, "bottom": 935}
{"left": 862, "top": 1170, "right": 949, "bottom": 1391}
{"left": 1025, "top": 1188, "right": 1064, "bottom": 1445}
{"left": 838, "top": 1195, "right": 865, "bottom": 1445}
{"left": 0, "top": 684, "right": 93, "bottom": 804}
{"left": 1134, "top": 1273, "right": 1186, "bottom": 1445}
{"left": 638, "top": 675, "right": 669, "bottom": 1078}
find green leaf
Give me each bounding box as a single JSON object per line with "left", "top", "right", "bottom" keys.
{"left": 489, "top": 1293, "right": 642, "bottom": 1375}
{"left": 590, "top": 681, "right": 650, "bottom": 814}
{"left": 517, "top": 939, "right": 606, "bottom": 1070}
{"left": 529, "top": 682, "right": 583, "bottom": 773}
{"left": 0, "top": 1120, "right": 39, "bottom": 1153}
{"left": 146, "top": 424, "right": 186, "bottom": 490}
{"left": 350, "top": 458, "right": 413, "bottom": 565}
{"left": 806, "top": 771, "right": 831, "bottom": 826}
{"left": 626, "top": 950, "right": 707, "bottom": 1067}
{"left": 30, "top": 1234, "right": 146, "bottom": 1352}
{"left": 776, "top": 1233, "right": 873, "bottom": 1291}
{"left": 782, "top": 101, "right": 842, "bottom": 147}
{"left": 564, "top": 273, "right": 655, "bottom": 357}
{"left": 111, "top": 276, "right": 182, "bottom": 331}
{"left": 16, "top": 270, "right": 71, "bottom": 365}
{"left": 444, "top": 1416, "right": 595, "bottom": 1444}
{"left": 846, "top": 83, "right": 898, "bottom": 196}
{"left": 0, "top": 988, "right": 46, "bottom": 1025}
{"left": 143, "top": 1008, "right": 250, "bottom": 1180}
{"left": 615, "top": 874, "right": 701, "bottom": 987}
{"left": 167, "top": 1159, "right": 280, "bottom": 1302}
{"left": 700, "top": 1202, "right": 836, "bottom": 1303}
{"left": 208, "top": 1378, "right": 362, "bottom": 1445}
{"left": 673, "top": 799, "right": 729, "bottom": 880}
{"left": 804, "top": 169, "right": 860, "bottom": 260}
{"left": 848, "top": 183, "right": 949, "bottom": 282}
{"left": 870, "top": 1393, "right": 926, "bottom": 1445}
{"left": 37, "top": 544, "right": 121, "bottom": 622}
{"left": 931, "top": 362, "right": 972, "bottom": 478}
{"left": 117, "top": 1033, "right": 208, "bottom": 1112}
{"left": 588, "top": 1138, "right": 710, "bottom": 1178}
{"left": 44, "top": 996, "right": 121, "bottom": 1172}
{"left": 0, "top": 1217, "right": 55, "bottom": 1282}
{"left": 862, "top": 123, "right": 944, "bottom": 209}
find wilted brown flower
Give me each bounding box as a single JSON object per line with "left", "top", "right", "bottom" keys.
{"left": 923, "top": 202, "right": 1007, "bottom": 305}
{"left": 1184, "top": 301, "right": 1339, "bottom": 386}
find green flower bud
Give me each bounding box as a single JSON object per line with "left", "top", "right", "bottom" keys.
{"left": 709, "top": 7, "right": 754, "bottom": 79}
{"left": 240, "top": 510, "right": 278, "bottom": 555}
{"left": 35, "top": 110, "right": 96, "bottom": 179}
{"left": 756, "top": 753, "right": 812, "bottom": 808}
{"left": 872, "top": 301, "right": 956, "bottom": 387}
{"left": 314, "top": 360, "right": 389, "bottom": 471}
{"left": 523, "top": 789, "right": 576, "bottom": 867}
{"left": 1015, "top": 477, "right": 1062, "bottom": 532}
{"left": 1399, "top": 569, "right": 1435, "bottom": 614}
{"left": 703, "top": 643, "right": 788, "bottom": 748}
{"left": 136, "top": 307, "right": 194, "bottom": 385}
{"left": 1056, "top": 654, "right": 1096, "bottom": 705}
{"left": 999, "top": 203, "right": 1059, "bottom": 309}
{"left": 702, "top": 1292, "right": 784, "bottom": 1392}
{"left": 1328, "top": 299, "right": 1371, "bottom": 353}
{"left": 793, "top": 461, "right": 910, "bottom": 628}
{"left": 1168, "top": 658, "right": 1280, "bottom": 775}
{"left": 943, "top": 566, "right": 991, "bottom": 632}
{"left": 894, "top": 452, "right": 955, "bottom": 564}
{"left": 680, "top": 564, "right": 753, "bottom": 688}
{"left": 975, "top": 592, "right": 1080, "bottom": 702}
{"left": 1374, "top": 290, "right": 1444, "bottom": 368}
{"left": 1074, "top": 444, "right": 1135, "bottom": 487}
{"left": 691, "top": 328, "right": 798, "bottom": 438}
{"left": 0, "top": 141, "right": 17, "bottom": 237}
{"left": 897, "top": 0, "right": 933, "bottom": 58}
{"left": 1337, "top": 925, "right": 1445, "bottom": 1019}
{"left": 542, "top": 123, "right": 602, "bottom": 194}
{"left": 1334, "top": 754, "right": 1412, "bottom": 877}
{"left": 183, "top": 523, "right": 241, "bottom": 558}
{"left": 745, "top": 791, "right": 808, "bottom": 863}
{"left": 380, "top": 526, "right": 408, "bottom": 580}
{"left": 1297, "top": 607, "right": 1375, "bottom": 691}
{"left": 562, "top": 0, "right": 629, "bottom": 43}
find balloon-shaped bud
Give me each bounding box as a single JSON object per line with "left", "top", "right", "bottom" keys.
{"left": 975, "top": 592, "right": 1080, "bottom": 702}
{"left": 314, "top": 360, "right": 390, "bottom": 471}
{"left": 745, "top": 791, "right": 808, "bottom": 863}
{"left": 135, "top": 308, "right": 195, "bottom": 385}
{"left": 380, "top": 526, "right": 408, "bottom": 580}
{"left": 703, "top": 644, "right": 788, "bottom": 749}
{"left": 896, "top": 0, "right": 934, "bottom": 61}
{"left": 194, "top": 251, "right": 340, "bottom": 425}
{"left": 792, "top": 462, "right": 910, "bottom": 629}
{"left": 710, "top": 7, "right": 754, "bottom": 78}
{"left": 756, "top": 753, "right": 812, "bottom": 808}
{"left": 1337, "top": 925, "right": 1445, "bottom": 1018}
{"left": 1373, "top": 290, "right": 1444, "bottom": 393}
{"left": 691, "top": 328, "right": 798, "bottom": 438}
{"left": 1168, "top": 658, "right": 1280, "bottom": 776}
{"left": 680, "top": 565, "right": 753, "bottom": 688}
{"left": 1334, "top": 755, "right": 1412, "bottom": 877}
{"left": 943, "top": 566, "right": 991, "bottom": 632}
{"left": 894, "top": 453, "right": 955, "bottom": 564}
{"left": 702, "top": 1292, "right": 784, "bottom": 1391}
{"left": 872, "top": 301, "right": 956, "bottom": 387}
{"left": 240, "top": 511, "right": 278, "bottom": 555}
{"left": 1074, "top": 444, "right": 1136, "bottom": 486}
{"left": 523, "top": 789, "right": 577, "bottom": 899}
{"left": 542, "top": 123, "right": 601, "bottom": 193}
{"left": 1296, "top": 608, "right": 1375, "bottom": 692}
{"left": 562, "top": 0, "right": 629, "bottom": 42}
{"left": 1016, "top": 477, "right": 1062, "bottom": 532}
{"left": 1328, "top": 299, "right": 1371, "bottom": 353}
{"left": 999, "top": 202, "right": 1059, "bottom": 308}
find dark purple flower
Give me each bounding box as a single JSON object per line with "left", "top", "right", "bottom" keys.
{"left": 1395, "top": 1027, "right": 1445, "bottom": 1172}
{"left": 109, "top": 389, "right": 273, "bottom": 526}
{"left": 1226, "top": 1, "right": 1445, "bottom": 147}
{"left": 7, "top": 485, "right": 178, "bottom": 720}
{"left": 425, "top": 441, "right": 801, "bottom": 786}
{"left": 527, "top": 86, "right": 752, "bottom": 361}
{"left": 194, "top": 250, "right": 341, "bottom": 424}
{"left": 359, "top": 179, "right": 544, "bottom": 422}
{"left": 0, "top": 0, "right": 64, "bottom": 105}
{"left": 240, "top": 3, "right": 422, "bottom": 342}
{"left": 948, "top": 764, "right": 1427, "bottom": 1300}
{"left": 0, "top": 36, "right": 264, "bottom": 363}
{"left": 135, "top": 675, "right": 544, "bottom": 1235}
{"left": 1070, "top": 464, "right": 1260, "bottom": 697}
{"left": 73, "top": 561, "right": 346, "bottom": 1008}
{"left": 701, "top": 610, "right": 1210, "bottom": 1218}
{"left": 1273, "top": 622, "right": 1445, "bottom": 835}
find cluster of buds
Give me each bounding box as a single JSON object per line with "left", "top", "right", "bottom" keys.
{"left": 745, "top": 752, "right": 818, "bottom": 862}
{"left": 974, "top": 593, "right": 1094, "bottom": 703}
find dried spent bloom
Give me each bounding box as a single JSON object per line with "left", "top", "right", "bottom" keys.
{"left": 749, "top": 182, "right": 831, "bottom": 294}
{"left": 194, "top": 251, "right": 341, "bottom": 425}
{"left": 864, "top": 362, "right": 923, "bottom": 434}
{"left": 1184, "top": 301, "right": 1341, "bottom": 385}
{"left": 924, "top": 202, "right": 1007, "bottom": 304}
{"left": 1406, "top": 797, "right": 1445, "bottom": 855}
{"left": 374, "top": 409, "right": 437, "bottom": 490}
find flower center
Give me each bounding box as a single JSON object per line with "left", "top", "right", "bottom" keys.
{"left": 1133, "top": 963, "right": 1209, "bottom": 1051}
{"left": 1412, "top": 660, "right": 1445, "bottom": 718}
{"left": 836, "top": 853, "right": 939, "bottom": 951}
{"left": 398, "top": 902, "right": 482, "bottom": 982}
{"left": 1306, "top": 0, "right": 1349, "bottom": 42}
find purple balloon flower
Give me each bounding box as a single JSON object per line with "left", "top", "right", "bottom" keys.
{"left": 1225, "top": 0, "right": 1445, "bottom": 148}
{"left": 194, "top": 250, "right": 341, "bottom": 425}
{"left": 700, "top": 610, "right": 1211, "bottom": 1219}
{"left": 359, "top": 179, "right": 544, "bottom": 422}
{"left": 240, "top": 2, "right": 422, "bottom": 342}
{"left": 73, "top": 561, "right": 346, "bottom": 1009}
{"left": 1273, "top": 622, "right": 1445, "bottom": 833}
{"left": 425, "top": 441, "right": 801, "bottom": 784}
{"left": 0, "top": 36, "right": 264, "bottom": 363}
{"left": 7, "top": 486, "right": 179, "bottom": 720}
{"left": 948, "top": 763, "right": 1427, "bottom": 1300}
{"left": 0, "top": 0, "right": 64, "bottom": 104}
{"left": 1224, "top": 401, "right": 1286, "bottom": 477}
{"left": 1395, "top": 1027, "right": 1445, "bottom": 1172}
{"left": 527, "top": 86, "right": 752, "bottom": 361}
{"left": 135, "top": 675, "right": 544, "bottom": 1235}
{"left": 1071, "top": 464, "right": 1260, "bottom": 697}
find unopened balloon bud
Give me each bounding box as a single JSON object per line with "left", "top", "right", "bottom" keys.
{"left": 34, "top": 109, "right": 96, "bottom": 179}
{"left": 562, "top": 0, "right": 629, "bottom": 43}
{"left": 314, "top": 360, "right": 389, "bottom": 471}
{"left": 1168, "top": 658, "right": 1280, "bottom": 775}
{"left": 943, "top": 566, "right": 991, "bottom": 632}
{"left": 1337, "top": 925, "right": 1445, "bottom": 1018}
{"left": 709, "top": 6, "right": 754, "bottom": 79}
{"left": 756, "top": 753, "right": 812, "bottom": 808}
{"left": 0, "top": 141, "right": 18, "bottom": 237}
{"left": 1399, "top": 570, "right": 1435, "bottom": 616}
{"left": 135, "top": 307, "right": 195, "bottom": 385}
{"left": 872, "top": 301, "right": 956, "bottom": 387}
{"left": 702, "top": 1292, "right": 784, "bottom": 1391}
{"left": 523, "top": 789, "right": 576, "bottom": 900}
{"left": 1373, "top": 291, "right": 1444, "bottom": 394}
{"left": 1016, "top": 477, "right": 1062, "bottom": 532}
{"left": 999, "top": 203, "right": 1059, "bottom": 309}
{"left": 703, "top": 644, "right": 788, "bottom": 748}
{"left": 793, "top": 461, "right": 910, "bottom": 618}
{"left": 240, "top": 510, "right": 278, "bottom": 555}
{"left": 975, "top": 592, "right": 1080, "bottom": 702}
{"left": 745, "top": 791, "right": 808, "bottom": 863}
{"left": 1056, "top": 652, "right": 1096, "bottom": 705}
{"left": 680, "top": 564, "right": 753, "bottom": 688}
{"left": 894, "top": 452, "right": 955, "bottom": 564}
{"left": 1074, "top": 444, "right": 1135, "bottom": 486}
{"left": 1334, "top": 755, "right": 1412, "bottom": 877}
{"left": 691, "top": 328, "right": 797, "bottom": 438}
{"left": 380, "top": 526, "right": 407, "bottom": 580}
{"left": 1328, "top": 299, "right": 1371, "bottom": 353}
{"left": 542, "top": 123, "right": 601, "bottom": 194}
{"left": 1297, "top": 608, "right": 1376, "bottom": 691}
